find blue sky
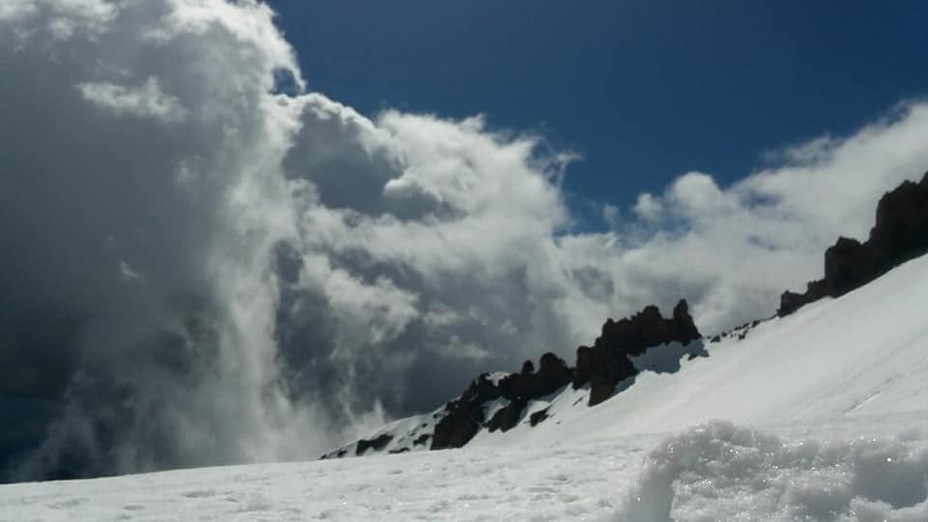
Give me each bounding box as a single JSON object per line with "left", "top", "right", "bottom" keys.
{"left": 268, "top": 1, "right": 927, "bottom": 224}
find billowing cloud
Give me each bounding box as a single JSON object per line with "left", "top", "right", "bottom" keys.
{"left": 78, "top": 78, "right": 186, "bottom": 122}
{"left": 1, "top": 0, "right": 926, "bottom": 481}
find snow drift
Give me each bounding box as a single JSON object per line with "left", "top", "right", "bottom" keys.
{"left": 617, "top": 420, "right": 928, "bottom": 522}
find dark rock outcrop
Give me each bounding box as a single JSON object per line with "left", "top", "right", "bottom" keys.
{"left": 431, "top": 352, "right": 577, "bottom": 448}
{"left": 356, "top": 433, "right": 393, "bottom": 456}
{"left": 325, "top": 173, "right": 928, "bottom": 461}
{"left": 498, "top": 353, "right": 573, "bottom": 402}
{"left": 431, "top": 374, "right": 502, "bottom": 450}
{"left": 574, "top": 299, "right": 702, "bottom": 406}
{"left": 779, "top": 172, "right": 928, "bottom": 316}
{"left": 486, "top": 399, "right": 527, "bottom": 433}
{"left": 430, "top": 300, "right": 702, "bottom": 448}
{"left": 323, "top": 301, "right": 703, "bottom": 458}
{"left": 528, "top": 408, "right": 550, "bottom": 427}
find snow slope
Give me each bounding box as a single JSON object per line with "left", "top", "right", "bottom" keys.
{"left": 3, "top": 254, "right": 928, "bottom": 520}
{"left": 475, "top": 249, "right": 928, "bottom": 448}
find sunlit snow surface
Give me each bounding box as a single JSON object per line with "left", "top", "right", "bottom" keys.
{"left": 3, "top": 256, "right": 928, "bottom": 520}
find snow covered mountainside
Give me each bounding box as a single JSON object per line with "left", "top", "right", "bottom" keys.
{"left": 320, "top": 298, "right": 704, "bottom": 459}
{"left": 322, "top": 250, "right": 928, "bottom": 462}
{"left": 2, "top": 174, "right": 928, "bottom": 520}
{"left": 3, "top": 250, "right": 928, "bottom": 520}
{"left": 322, "top": 172, "right": 928, "bottom": 462}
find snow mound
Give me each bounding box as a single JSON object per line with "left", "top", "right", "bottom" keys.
{"left": 615, "top": 420, "right": 928, "bottom": 522}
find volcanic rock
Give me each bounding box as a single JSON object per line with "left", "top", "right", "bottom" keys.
{"left": 574, "top": 299, "right": 701, "bottom": 405}
{"left": 779, "top": 171, "right": 928, "bottom": 315}
{"left": 426, "top": 301, "right": 701, "bottom": 447}
{"left": 431, "top": 374, "right": 502, "bottom": 450}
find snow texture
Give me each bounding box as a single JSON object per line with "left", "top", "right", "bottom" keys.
{"left": 617, "top": 420, "right": 928, "bottom": 522}
{"left": 3, "top": 254, "right": 928, "bottom": 520}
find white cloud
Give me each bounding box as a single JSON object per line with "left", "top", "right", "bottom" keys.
{"left": 2, "top": 0, "right": 928, "bottom": 482}
{"left": 633, "top": 192, "right": 664, "bottom": 221}
{"left": 79, "top": 78, "right": 186, "bottom": 122}
{"left": 0, "top": 0, "right": 116, "bottom": 39}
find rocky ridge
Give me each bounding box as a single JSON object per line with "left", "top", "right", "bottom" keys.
{"left": 323, "top": 300, "right": 703, "bottom": 458}
{"left": 324, "top": 170, "right": 928, "bottom": 461}
{"left": 778, "top": 171, "right": 928, "bottom": 315}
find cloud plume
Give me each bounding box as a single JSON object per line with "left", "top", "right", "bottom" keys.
{"left": 0, "top": 0, "right": 926, "bottom": 481}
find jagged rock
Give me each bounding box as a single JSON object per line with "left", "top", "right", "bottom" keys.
{"left": 529, "top": 408, "right": 550, "bottom": 427}
{"left": 778, "top": 279, "right": 827, "bottom": 316}
{"left": 596, "top": 300, "right": 701, "bottom": 357}
{"left": 431, "top": 403, "right": 482, "bottom": 450}
{"left": 420, "top": 302, "right": 700, "bottom": 449}
{"left": 356, "top": 434, "right": 393, "bottom": 456}
{"left": 672, "top": 300, "right": 701, "bottom": 341}
{"left": 431, "top": 374, "right": 502, "bottom": 450}
{"left": 486, "top": 399, "right": 527, "bottom": 432}
{"left": 576, "top": 344, "right": 638, "bottom": 406}
{"left": 521, "top": 360, "right": 534, "bottom": 375}
{"left": 574, "top": 299, "right": 701, "bottom": 406}
{"left": 326, "top": 172, "right": 928, "bottom": 461}
{"left": 779, "top": 171, "right": 928, "bottom": 316}
{"left": 499, "top": 353, "right": 572, "bottom": 401}
{"left": 537, "top": 353, "right": 573, "bottom": 392}
{"left": 823, "top": 237, "right": 880, "bottom": 296}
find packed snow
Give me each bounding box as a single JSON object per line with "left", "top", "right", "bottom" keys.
{"left": 3, "top": 255, "right": 928, "bottom": 520}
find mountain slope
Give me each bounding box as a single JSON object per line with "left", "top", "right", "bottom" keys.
{"left": 3, "top": 251, "right": 928, "bottom": 521}
{"left": 513, "top": 251, "right": 928, "bottom": 442}
{"left": 322, "top": 299, "right": 704, "bottom": 458}
{"left": 323, "top": 172, "right": 928, "bottom": 459}
{"left": 325, "top": 251, "right": 928, "bottom": 460}
{"left": 3, "top": 173, "right": 928, "bottom": 519}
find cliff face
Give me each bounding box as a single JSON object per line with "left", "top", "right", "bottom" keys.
{"left": 779, "top": 172, "right": 928, "bottom": 315}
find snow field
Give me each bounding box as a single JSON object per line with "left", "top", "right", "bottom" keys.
{"left": 3, "top": 252, "right": 928, "bottom": 519}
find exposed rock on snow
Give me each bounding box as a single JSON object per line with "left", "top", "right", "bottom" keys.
{"left": 779, "top": 171, "right": 928, "bottom": 315}
{"left": 576, "top": 299, "right": 701, "bottom": 406}
{"left": 356, "top": 434, "right": 393, "bottom": 456}
{"left": 323, "top": 171, "right": 928, "bottom": 465}
{"left": 430, "top": 300, "right": 701, "bottom": 449}
{"left": 326, "top": 301, "right": 703, "bottom": 457}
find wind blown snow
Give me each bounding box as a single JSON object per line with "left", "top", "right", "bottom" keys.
{"left": 2, "top": 0, "right": 928, "bottom": 483}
